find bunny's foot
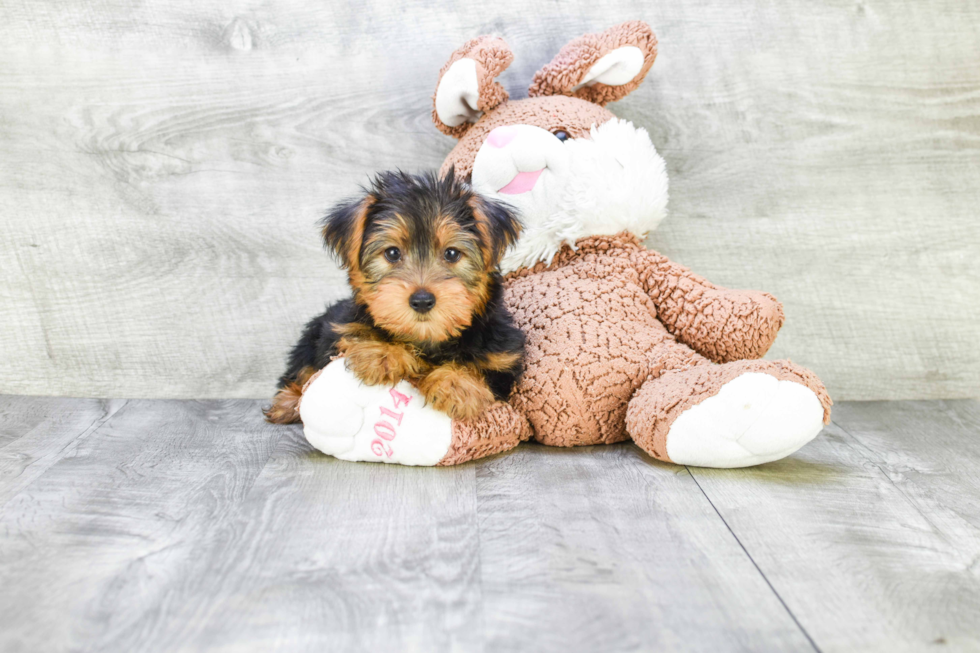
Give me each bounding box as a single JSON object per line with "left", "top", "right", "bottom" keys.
{"left": 626, "top": 360, "right": 831, "bottom": 468}
{"left": 299, "top": 360, "right": 530, "bottom": 466}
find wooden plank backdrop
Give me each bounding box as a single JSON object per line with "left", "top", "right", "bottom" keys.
{"left": 1, "top": 0, "right": 978, "bottom": 400}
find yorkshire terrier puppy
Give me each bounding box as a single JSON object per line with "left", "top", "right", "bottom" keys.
{"left": 264, "top": 170, "right": 525, "bottom": 424}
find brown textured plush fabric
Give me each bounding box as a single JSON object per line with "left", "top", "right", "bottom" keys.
{"left": 528, "top": 20, "right": 658, "bottom": 106}
{"left": 431, "top": 36, "right": 514, "bottom": 138}
{"left": 626, "top": 359, "right": 833, "bottom": 462}
{"left": 437, "top": 401, "right": 533, "bottom": 466}
{"left": 493, "top": 233, "right": 830, "bottom": 454}
{"left": 632, "top": 248, "right": 786, "bottom": 363}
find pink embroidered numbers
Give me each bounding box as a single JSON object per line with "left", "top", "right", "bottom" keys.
{"left": 370, "top": 387, "right": 413, "bottom": 458}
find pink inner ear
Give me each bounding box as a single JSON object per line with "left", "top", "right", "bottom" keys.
{"left": 499, "top": 169, "right": 543, "bottom": 194}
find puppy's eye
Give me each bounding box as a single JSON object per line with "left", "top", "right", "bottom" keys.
{"left": 552, "top": 130, "right": 569, "bottom": 142}
{"left": 444, "top": 248, "right": 462, "bottom": 263}
{"left": 383, "top": 247, "right": 401, "bottom": 263}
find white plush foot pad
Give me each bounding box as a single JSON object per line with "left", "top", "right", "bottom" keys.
{"left": 665, "top": 373, "right": 824, "bottom": 468}
{"left": 299, "top": 360, "right": 453, "bottom": 466}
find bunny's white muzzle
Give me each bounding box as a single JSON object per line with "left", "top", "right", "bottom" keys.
{"left": 471, "top": 118, "right": 670, "bottom": 274}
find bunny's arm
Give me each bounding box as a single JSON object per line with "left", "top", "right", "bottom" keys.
{"left": 631, "top": 249, "right": 785, "bottom": 363}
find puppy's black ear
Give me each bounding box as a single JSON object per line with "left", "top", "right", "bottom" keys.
{"left": 469, "top": 195, "right": 522, "bottom": 268}
{"left": 320, "top": 194, "right": 376, "bottom": 270}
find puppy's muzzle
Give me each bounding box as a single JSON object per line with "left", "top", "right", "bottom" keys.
{"left": 409, "top": 289, "right": 436, "bottom": 314}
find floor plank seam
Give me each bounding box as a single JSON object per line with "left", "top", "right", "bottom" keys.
{"left": 685, "top": 466, "right": 822, "bottom": 653}
{"left": 62, "top": 399, "right": 129, "bottom": 448}
{"left": 0, "top": 398, "right": 130, "bottom": 511}
{"left": 94, "top": 401, "right": 298, "bottom": 652}
{"left": 239, "top": 407, "right": 294, "bottom": 499}
{"left": 828, "top": 418, "right": 950, "bottom": 538}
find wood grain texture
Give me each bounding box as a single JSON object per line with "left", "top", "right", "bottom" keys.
{"left": 3, "top": 396, "right": 980, "bottom": 650}
{"left": 0, "top": 395, "right": 98, "bottom": 448}
{"left": 0, "top": 396, "right": 125, "bottom": 505}
{"left": 0, "top": 398, "right": 485, "bottom": 653}
{"left": 125, "top": 427, "right": 485, "bottom": 653}
{"left": 688, "top": 400, "right": 980, "bottom": 652}
{"left": 0, "top": 0, "right": 978, "bottom": 400}
{"left": 0, "top": 398, "right": 284, "bottom": 652}
{"left": 474, "top": 443, "right": 814, "bottom": 652}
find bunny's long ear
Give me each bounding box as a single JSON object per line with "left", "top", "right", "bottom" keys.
{"left": 528, "top": 21, "right": 657, "bottom": 106}
{"left": 432, "top": 36, "right": 514, "bottom": 138}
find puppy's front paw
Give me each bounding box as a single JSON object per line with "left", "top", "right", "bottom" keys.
{"left": 418, "top": 365, "right": 495, "bottom": 420}
{"left": 341, "top": 339, "right": 424, "bottom": 387}
{"left": 264, "top": 366, "right": 318, "bottom": 424}
{"left": 264, "top": 385, "right": 302, "bottom": 424}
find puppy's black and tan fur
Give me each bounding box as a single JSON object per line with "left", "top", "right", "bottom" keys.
{"left": 265, "top": 170, "right": 524, "bottom": 424}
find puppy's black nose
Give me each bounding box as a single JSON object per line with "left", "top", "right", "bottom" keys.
{"left": 409, "top": 289, "right": 436, "bottom": 314}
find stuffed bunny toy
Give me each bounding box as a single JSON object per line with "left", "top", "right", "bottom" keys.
{"left": 299, "top": 20, "right": 832, "bottom": 468}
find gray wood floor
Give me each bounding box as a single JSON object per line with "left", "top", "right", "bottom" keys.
{"left": 2, "top": 396, "right": 979, "bottom": 652}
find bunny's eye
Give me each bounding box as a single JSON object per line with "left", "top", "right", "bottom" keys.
{"left": 553, "top": 130, "right": 570, "bottom": 142}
